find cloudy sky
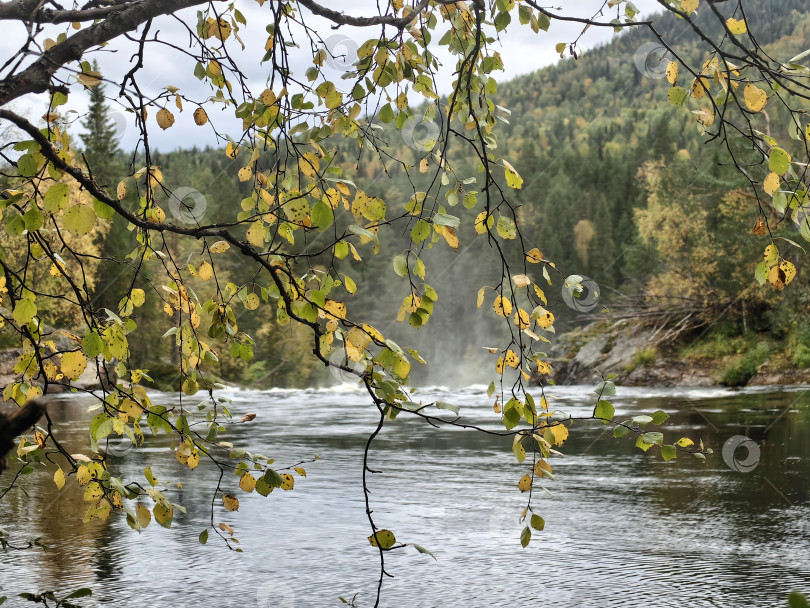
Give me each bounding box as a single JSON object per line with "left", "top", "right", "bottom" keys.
{"left": 4, "top": 0, "right": 663, "bottom": 152}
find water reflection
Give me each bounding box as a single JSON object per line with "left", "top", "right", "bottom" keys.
{"left": 0, "top": 385, "right": 808, "bottom": 607}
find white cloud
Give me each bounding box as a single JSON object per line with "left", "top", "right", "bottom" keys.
{"left": 4, "top": 0, "right": 662, "bottom": 152}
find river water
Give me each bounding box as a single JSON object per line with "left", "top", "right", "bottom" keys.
{"left": 1, "top": 384, "right": 809, "bottom": 607}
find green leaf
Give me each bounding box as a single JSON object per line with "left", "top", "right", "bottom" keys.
{"left": 661, "top": 445, "right": 677, "bottom": 461}
{"left": 23, "top": 208, "right": 44, "bottom": 232}
{"left": 632, "top": 415, "right": 653, "bottom": 426}
{"left": 392, "top": 254, "right": 408, "bottom": 277}
{"left": 487, "top": 381, "right": 496, "bottom": 398}
{"left": 642, "top": 432, "right": 664, "bottom": 446}
{"left": 635, "top": 435, "right": 654, "bottom": 452}
{"left": 17, "top": 154, "right": 37, "bottom": 177}
{"left": 5, "top": 214, "right": 25, "bottom": 237}
{"left": 668, "top": 86, "right": 688, "bottom": 106}
{"left": 43, "top": 183, "right": 70, "bottom": 212}
{"left": 651, "top": 410, "right": 669, "bottom": 425}
{"left": 595, "top": 380, "right": 616, "bottom": 397}
{"left": 65, "top": 588, "right": 93, "bottom": 599}
{"left": 311, "top": 201, "right": 333, "bottom": 230}
{"left": 503, "top": 160, "right": 523, "bottom": 189}
{"left": 413, "top": 544, "right": 437, "bottom": 560}
{"left": 496, "top": 215, "right": 517, "bottom": 240}
{"left": 769, "top": 147, "right": 791, "bottom": 175}
{"left": 379, "top": 103, "right": 395, "bottom": 123}
{"left": 199, "top": 529, "right": 209, "bottom": 544}
{"left": 12, "top": 299, "right": 36, "bottom": 326}
{"left": 594, "top": 400, "right": 614, "bottom": 423}
{"left": 63, "top": 205, "right": 97, "bottom": 236}
{"left": 520, "top": 525, "right": 531, "bottom": 548}
{"left": 433, "top": 213, "right": 460, "bottom": 228}
{"left": 436, "top": 401, "right": 460, "bottom": 415}
{"left": 93, "top": 199, "right": 115, "bottom": 220}
{"left": 530, "top": 514, "right": 545, "bottom": 531}
{"left": 788, "top": 592, "right": 810, "bottom": 608}
{"left": 411, "top": 219, "right": 431, "bottom": 244}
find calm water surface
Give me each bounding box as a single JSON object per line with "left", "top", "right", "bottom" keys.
{"left": 1, "top": 384, "right": 809, "bottom": 607}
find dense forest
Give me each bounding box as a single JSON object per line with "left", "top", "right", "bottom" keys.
{"left": 3, "top": 0, "right": 809, "bottom": 389}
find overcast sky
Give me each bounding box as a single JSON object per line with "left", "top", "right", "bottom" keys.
{"left": 4, "top": 0, "right": 663, "bottom": 152}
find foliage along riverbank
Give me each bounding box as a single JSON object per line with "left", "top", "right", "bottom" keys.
{"left": 546, "top": 318, "right": 810, "bottom": 388}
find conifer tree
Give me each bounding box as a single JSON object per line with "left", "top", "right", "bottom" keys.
{"left": 79, "top": 60, "right": 121, "bottom": 188}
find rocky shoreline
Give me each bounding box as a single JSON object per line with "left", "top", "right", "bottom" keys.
{"left": 545, "top": 319, "right": 810, "bottom": 387}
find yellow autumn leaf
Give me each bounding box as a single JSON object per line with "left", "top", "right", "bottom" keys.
{"left": 502, "top": 159, "right": 523, "bottom": 189}
{"left": 442, "top": 226, "right": 459, "bottom": 251}
{"left": 763, "top": 172, "right": 780, "bottom": 196}
{"left": 666, "top": 61, "right": 678, "bottom": 85}
{"left": 61, "top": 351, "right": 88, "bottom": 381}
{"left": 76, "top": 465, "right": 91, "bottom": 486}
{"left": 367, "top": 529, "right": 396, "bottom": 549}
{"left": 193, "top": 107, "right": 208, "bottom": 125}
{"left": 280, "top": 473, "right": 294, "bottom": 490}
{"left": 526, "top": 248, "right": 543, "bottom": 263}
{"left": 504, "top": 349, "right": 520, "bottom": 368}
{"left": 533, "top": 306, "right": 555, "bottom": 329}
{"left": 156, "top": 108, "right": 175, "bottom": 130}
{"left": 54, "top": 467, "right": 65, "bottom": 490}
{"left": 495, "top": 356, "right": 504, "bottom": 374}
{"left": 726, "top": 17, "right": 747, "bottom": 35}
{"left": 238, "top": 166, "right": 252, "bottom": 182}
{"left": 514, "top": 308, "right": 530, "bottom": 329}
{"left": 743, "top": 83, "right": 767, "bottom": 112}
{"left": 222, "top": 493, "right": 239, "bottom": 511}
{"left": 324, "top": 299, "right": 346, "bottom": 320}
{"left": 136, "top": 503, "right": 151, "bottom": 529}
{"left": 518, "top": 474, "right": 532, "bottom": 492}
{"left": 299, "top": 152, "right": 320, "bottom": 178}
{"left": 550, "top": 423, "right": 569, "bottom": 446}
{"left": 493, "top": 295, "right": 512, "bottom": 317}
{"left": 680, "top": 0, "right": 698, "bottom": 14}
{"left": 239, "top": 473, "right": 256, "bottom": 493}
{"left": 210, "top": 240, "right": 230, "bottom": 253}
{"left": 198, "top": 262, "right": 214, "bottom": 281}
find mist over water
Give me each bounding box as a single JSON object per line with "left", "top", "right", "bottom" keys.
{"left": 1, "top": 384, "right": 808, "bottom": 607}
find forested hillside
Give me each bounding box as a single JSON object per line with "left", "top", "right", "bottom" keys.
{"left": 6, "top": 0, "right": 809, "bottom": 388}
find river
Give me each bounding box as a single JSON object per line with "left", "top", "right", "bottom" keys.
{"left": 1, "top": 384, "right": 809, "bottom": 607}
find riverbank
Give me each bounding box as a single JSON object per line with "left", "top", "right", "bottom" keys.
{"left": 546, "top": 319, "right": 810, "bottom": 387}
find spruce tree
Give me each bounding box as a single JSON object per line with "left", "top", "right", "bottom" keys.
{"left": 79, "top": 60, "right": 121, "bottom": 188}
